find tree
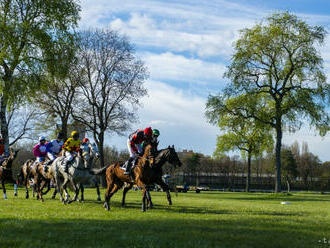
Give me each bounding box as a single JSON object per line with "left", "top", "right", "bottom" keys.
{"left": 72, "top": 29, "right": 148, "bottom": 169}
{"left": 206, "top": 95, "right": 273, "bottom": 192}
{"left": 33, "top": 67, "right": 80, "bottom": 140}
{"left": 208, "top": 12, "right": 330, "bottom": 192}
{"left": 0, "top": 0, "right": 80, "bottom": 152}
{"left": 281, "top": 147, "right": 298, "bottom": 192}
{"left": 7, "top": 101, "right": 39, "bottom": 145}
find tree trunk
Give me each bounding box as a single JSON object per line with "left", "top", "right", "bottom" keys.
{"left": 275, "top": 116, "right": 282, "bottom": 193}
{"left": 97, "top": 132, "right": 106, "bottom": 187}
{"left": 61, "top": 118, "right": 68, "bottom": 140}
{"left": 246, "top": 152, "right": 251, "bottom": 192}
{"left": 286, "top": 178, "right": 290, "bottom": 193}
{"left": 0, "top": 96, "right": 9, "bottom": 155}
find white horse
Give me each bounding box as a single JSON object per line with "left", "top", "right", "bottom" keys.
{"left": 49, "top": 143, "right": 101, "bottom": 203}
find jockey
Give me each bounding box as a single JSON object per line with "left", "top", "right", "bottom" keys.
{"left": 33, "top": 136, "right": 48, "bottom": 163}
{"left": 45, "top": 132, "right": 64, "bottom": 167}
{"left": 152, "top": 129, "right": 160, "bottom": 143}
{"left": 81, "top": 137, "right": 90, "bottom": 151}
{"left": 123, "top": 127, "right": 152, "bottom": 175}
{"left": 62, "top": 131, "right": 81, "bottom": 173}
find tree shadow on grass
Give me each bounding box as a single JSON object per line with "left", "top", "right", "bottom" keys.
{"left": 0, "top": 216, "right": 327, "bottom": 248}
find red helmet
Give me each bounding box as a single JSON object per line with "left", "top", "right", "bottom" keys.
{"left": 82, "top": 138, "right": 89, "bottom": 143}
{"left": 144, "top": 127, "right": 152, "bottom": 138}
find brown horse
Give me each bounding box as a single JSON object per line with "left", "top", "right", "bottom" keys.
{"left": 90, "top": 144, "right": 156, "bottom": 211}
{"left": 121, "top": 145, "right": 182, "bottom": 209}
{"left": 92, "top": 144, "right": 182, "bottom": 212}
{"left": 0, "top": 150, "right": 19, "bottom": 199}
{"left": 18, "top": 159, "right": 51, "bottom": 199}
{"left": 34, "top": 162, "right": 55, "bottom": 202}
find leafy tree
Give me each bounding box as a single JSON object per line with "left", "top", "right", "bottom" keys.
{"left": 0, "top": 0, "right": 80, "bottom": 152}
{"left": 72, "top": 29, "right": 148, "bottom": 169}
{"left": 208, "top": 12, "right": 330, "bottom": 192}
{"left": 281, "top": 147, "right": 298, "bottom": 192}
{"left": 206, "top": 95, "right": 273, "bottom": 192}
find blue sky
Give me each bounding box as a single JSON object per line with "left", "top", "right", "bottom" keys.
{"left": 79, "top": 0, "right": 330, "bottom": 161}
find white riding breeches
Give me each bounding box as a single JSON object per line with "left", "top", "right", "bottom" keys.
{"left": 47, "top": 152, "right": 56, "bottom": 161}
{"left": 65, "top": 151, "right": 74, "bottom": 161}
{"left": 127, "top": 139, "right": 142, "bottom": 158}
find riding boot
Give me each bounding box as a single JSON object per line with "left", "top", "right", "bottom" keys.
{"left": 64, "top": 160, "right": 70, "bottom": 173}
{"left": 124, "top": 158, "right": 134, "bottom": 175}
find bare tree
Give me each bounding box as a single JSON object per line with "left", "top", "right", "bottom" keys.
{"left": 72, "top": 29, "right": 148, "bottom": 168}
{"left": 33, "top": 71, "right": 79, "bottom": 140}
{"left": 7, "top": 101, "right": 39, "bottom": 147}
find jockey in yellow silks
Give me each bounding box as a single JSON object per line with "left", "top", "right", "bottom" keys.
{"left": 62, "top": 131, "right": 81, "bottom": 172}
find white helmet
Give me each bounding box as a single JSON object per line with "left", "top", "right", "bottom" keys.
{"left": 39, "top": 136, "right": 46, "bottom": 142}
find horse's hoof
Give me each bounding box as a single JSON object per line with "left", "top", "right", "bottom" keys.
{"left": 97, "top": 197, "right": 101, "bottom": 201}
{"left": 14, "top": 193, "right": 17, "bottom": 196}
{"left": 26, "top": 196, "right": 29, "bottom": 199}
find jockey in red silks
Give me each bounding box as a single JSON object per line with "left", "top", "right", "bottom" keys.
{"left": 123, "top": 127, "right": 153, "bottom": 175}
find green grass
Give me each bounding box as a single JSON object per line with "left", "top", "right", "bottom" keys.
{"left": 0, "top": 187, "right": 329, "bottom": 248}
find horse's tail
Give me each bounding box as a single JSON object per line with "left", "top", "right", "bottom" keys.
{"left": 89, "top": 165, "right": 109, "bottom": 175}
{"left": 17, "top": 167, "right": 24, "bottom": 185}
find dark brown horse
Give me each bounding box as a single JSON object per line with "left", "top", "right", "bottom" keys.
{"left": 121, "top": 145, "right": 182, "bottom": 209}
{"left": 0, "top": 150, "right": 19, "bottom": 199}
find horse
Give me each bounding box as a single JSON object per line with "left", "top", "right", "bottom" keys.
{"left": 18, "top": 156, "right": 55, "bottom": 200}
{"left": 48, "top": 143, "right": 101, "bottom": 203}
{"left": 0, "top": 150, "right": 19, "bottom": 199}
{"left": 92, "top": 143, "right": 181, "bottom": 212}
{"left": 121, "top": 145, "right": 182, "bottom": 209}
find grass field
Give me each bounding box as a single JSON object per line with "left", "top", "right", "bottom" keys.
{"left": 0, "top": 187, "right": 329, "bottom": 248}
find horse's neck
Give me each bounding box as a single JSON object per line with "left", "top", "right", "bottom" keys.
{"left": 155, "top": 149, "right": 169, "bottom": 168}
{"left": 2, "top": 158, "right": 13, "bottom": 169}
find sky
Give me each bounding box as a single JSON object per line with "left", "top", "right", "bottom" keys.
{"left": 78, "top": 0, "right": 330, "bottom": 161}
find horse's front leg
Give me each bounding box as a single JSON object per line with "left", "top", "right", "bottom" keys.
{"left": 14, "top": 181, "right": 18, "bottom": 196}
{"left": 157, "top": 179, "right": 172, "bottom": 205}
{"left": 94, "top": 181, "right": 101, "bottom": 201}
{"left": 68, "top": 181, "right": 79, "bottom": 204}
{"left": 141, "top": 186, "right": 148, "bottom": 212}
{"left": 55, "top": 176, "right": 65, "bottom": 203}
{"left": 146, "top": 189, "right": 153, "bottom": 209}
{"left": 121, "top": 183, "right": 133, "bottom": 208}
{"left": 2, "top": 180, "right": 7, "bottom": 200}
{"left": 24, "top": 176, "right": 29, "bottom": 199}
{"left": 80, "top": 183, "right": 84, "bottom": 202}
{"left": 42, "top": 180, "right": 51, "bottom": 195}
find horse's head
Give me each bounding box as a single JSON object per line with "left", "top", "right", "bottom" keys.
{"left": 80, "top": 143, "right": 100, "bottom": 168}
{"left": 166, "top": 145, "right": 182, "bottom": 167}
{"left": 90, "top": 143, "right": 100, "bottom": 160}
{"left": 1, "top": 149, "right": 19, "bottom": 169}
{"left": 155, "top": 145, "right": 182, "bottom": 168}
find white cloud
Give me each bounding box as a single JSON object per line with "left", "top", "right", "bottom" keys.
{"left": 142, "top": 52, "right": 226, "bottom": 84}
{"left": 80, "top": 0, "right": 259, "bottom": 58}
